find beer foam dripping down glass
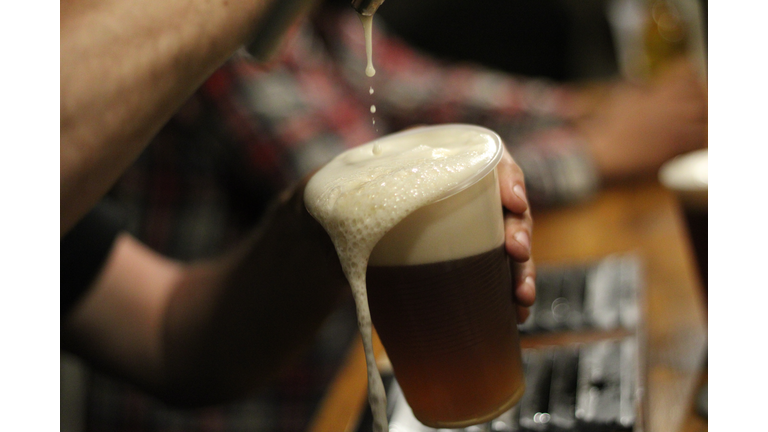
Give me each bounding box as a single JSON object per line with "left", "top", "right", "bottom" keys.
{"left": 304, "top": 125, "right": 504, "bottom": 432}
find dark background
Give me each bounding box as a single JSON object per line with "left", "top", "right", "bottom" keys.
{"left": 377, "top": 0, "right": 707, "bottom": 82}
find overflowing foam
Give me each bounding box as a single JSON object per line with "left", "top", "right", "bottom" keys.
{"left": 304, "top": 125, "right": 502, "bottom": 432}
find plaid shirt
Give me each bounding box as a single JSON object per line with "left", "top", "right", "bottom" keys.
{"left": 84, "top": 9, "right": 599, "bottom": 432}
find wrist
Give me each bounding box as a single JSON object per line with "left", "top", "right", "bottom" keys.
{"left": 512, "top": 128, "right": 601, "bottom": 206}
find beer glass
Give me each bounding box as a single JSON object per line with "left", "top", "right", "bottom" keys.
{"left": 365, "top": 125, "right": 526, "bottom": 428}
{"left": 659, "top": 149, "right": 708, "bottom": 292}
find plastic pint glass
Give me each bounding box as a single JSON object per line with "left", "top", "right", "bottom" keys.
{"left": 365, "top": 125, "right": 526, "bottom": 428}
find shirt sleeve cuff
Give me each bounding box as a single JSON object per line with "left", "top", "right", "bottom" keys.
{"left": 511, "top": 130, "right": 600, "bottom": 206}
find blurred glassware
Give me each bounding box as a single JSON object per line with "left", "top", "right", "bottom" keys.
{"left": 607, "top": 0, "right": 707, "bottom": 82}
{"left": 659, "top": 149, "right": 708, "bottom": 292}
{"left": 644, "top": 0, "right": 690, "bottom": 75}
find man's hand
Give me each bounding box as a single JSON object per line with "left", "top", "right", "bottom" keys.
{"left": 496, "top": 147, "right": 536, "bottom": 323}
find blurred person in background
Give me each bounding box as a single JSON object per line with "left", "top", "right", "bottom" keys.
{"left": 61, "top": 0, "right": 536, "bottom": 431}
{"left": 371, "top": 0, "right": 706, "bottom": 202}
{"left": 62, "top": 0, "right": 705, "bottom": 431}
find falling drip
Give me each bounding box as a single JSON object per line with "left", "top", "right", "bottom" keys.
{"left": 372, "top": 141, "right": 382, "bottom": 155}
{"left": 370, "top": 88, "right": 377, "bottom": 131}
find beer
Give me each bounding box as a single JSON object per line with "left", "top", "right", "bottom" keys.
{"left": 367, "top": 246, "right": 525, "bottom": 426}
{"left": 365, "top": 163, "right": 524, "bottom": 427}
{"left": 304, "top": 124, "right": 524, "bottom": 431}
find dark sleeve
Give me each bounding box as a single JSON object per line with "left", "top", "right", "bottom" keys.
{"left": 61, "top": 201, "right": 127, "bottom": 318}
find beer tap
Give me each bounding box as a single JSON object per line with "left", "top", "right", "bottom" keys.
{"left": 351, "top": 0, "right": 386, "bottom": 16}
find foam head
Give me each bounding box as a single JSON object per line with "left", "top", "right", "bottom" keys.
{"left": 368, "top": 169, "right": 504, "bottom": 266}
{"left": 304, "top": 124, "right": 503, "bottom": 273}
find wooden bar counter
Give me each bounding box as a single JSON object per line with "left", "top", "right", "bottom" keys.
{"left": 308, "top": 181, "right": 708, "bottom": 432}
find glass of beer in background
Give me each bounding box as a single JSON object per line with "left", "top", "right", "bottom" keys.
{"left": 365, "top": 125, "right": 526, "bottom": 428}
{"left": 659, "top": 148, "right": 708, "bottom": 296}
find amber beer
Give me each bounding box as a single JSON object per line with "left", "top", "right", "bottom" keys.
{"left": 366, "top": 169, "right": 526, "bottom": 428}
{"left": 305, "top": 124, "right": 526, "bottom": 431}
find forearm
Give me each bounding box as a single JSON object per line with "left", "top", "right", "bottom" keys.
{"left": 161, "top": 185, "right": 349, "bottom": 405}
{"left": 62, "top": 183, "right": 349, "bottom": 406}
{"left": 60, "top": 0, "right": 276, "bottom": 234}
